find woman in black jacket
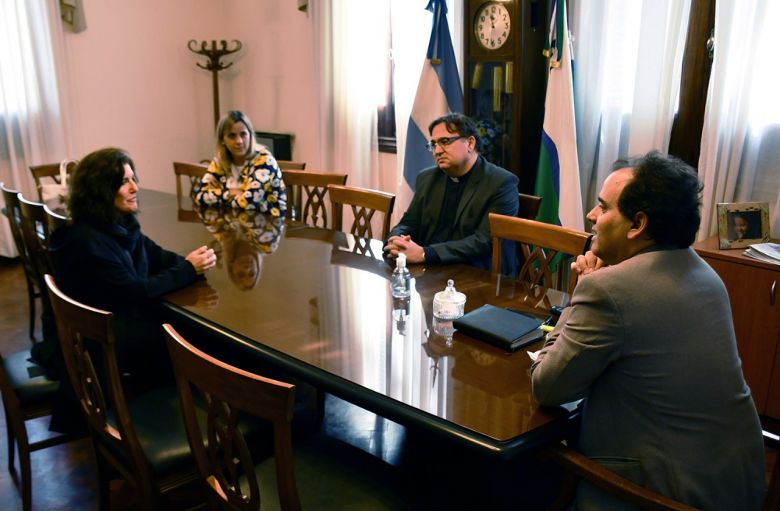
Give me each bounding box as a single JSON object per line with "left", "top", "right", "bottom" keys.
{"left": 48, "top": 147, "right": 216, "bottom": 375}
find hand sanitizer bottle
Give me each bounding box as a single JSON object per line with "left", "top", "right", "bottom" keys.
{"left": 391, "top": 253, "right": 411, "bottom": 298}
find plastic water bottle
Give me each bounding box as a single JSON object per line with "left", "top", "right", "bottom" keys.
{"left": 391, "top": 253, "right": 411, "bottom": 298}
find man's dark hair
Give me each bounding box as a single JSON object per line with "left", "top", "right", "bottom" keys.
{"left": 68, "top": 147, "right": 136, "bottom": 225}
{"left": 614, "top": 150, "right": 702, "bottom": 248}
{"left": 428, "top": 113, "right": 481, "bottom": 150}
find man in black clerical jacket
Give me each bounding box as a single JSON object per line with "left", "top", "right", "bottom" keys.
{"left": 384, "top": 113, "right": 518, "bottom": 274}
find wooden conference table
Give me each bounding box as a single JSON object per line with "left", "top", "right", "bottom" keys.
{"left": 137, "top": 190, "right": 579, "bottom": 461}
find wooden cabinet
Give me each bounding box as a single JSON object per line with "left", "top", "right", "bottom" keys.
{"left": 464, "top": 0, "right": 551, "bottom": 193}
{"left": 694, "top": 237, "right": 780, "bottom": 418}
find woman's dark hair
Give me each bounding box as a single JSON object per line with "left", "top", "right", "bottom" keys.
{"left": 67, "top": 147, "right": 136, "bottom": 225}
{"left": 428, "top": 113, "right": 482, "bottom": 151}
{"left": 614, "top": 150, "right": 702, "bottom": 248}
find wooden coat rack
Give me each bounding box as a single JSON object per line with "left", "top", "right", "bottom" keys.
{"left": 187, "top": 39, "right": 243, "bottom": 126}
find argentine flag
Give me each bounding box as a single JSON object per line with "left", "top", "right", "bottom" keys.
{"left": 534, "top": 0, "right": 584, "bottom": 230}
{"left": 403, "top": 0, "right": 464, "bottom": 191}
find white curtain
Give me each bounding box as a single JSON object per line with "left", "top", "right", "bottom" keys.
{"left": 570, "top": 0, "right": 691, "bottom": 213}
{"left": 697, "top": 0, "right": 780, "bottom": 240}
{"left": 312, "top": 0, "right": 462, "bottom": 217}
{"left": 311, "top": 0, "right": 388, "bottom": 190}
{"left": 0, "top": 0, "right": 72, "bottom": 257}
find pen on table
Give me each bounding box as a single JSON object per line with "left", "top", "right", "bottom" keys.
{"left": 539, "top": 324, "right": 554, "bottom": 333}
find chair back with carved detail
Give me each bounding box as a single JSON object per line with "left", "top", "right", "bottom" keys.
{"left": 45, "top": 275, "right": 197, "bottom": 509}
{"left": 164, "top": 323, "right": 300, "bottom": 511}
{"left": 278, "top": 161, "right": 306, "bottom": 170}
{"left": 489, "top": 212, "right": 591, "bottom": 295}
{"left": 281, "top": 170, "right": 347, "bottom": 228}
{"left": 45, "top": 275, "right": 148, "bottom": 488}
{"left": 327, "top": 184, "right": 395, "bottom": 240}
{"left": 163, "top": 323, "right": 410, "bottom": 510}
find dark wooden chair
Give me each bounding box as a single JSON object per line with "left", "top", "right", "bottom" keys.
{"left": 44, "top": 274, "right": 201, "bottom": 510}
{"left": 0, "top": 350, "right": 75, "bottom": 511}
{"left": 173, "top": 161, "right": 208, "bottom": 201}
{"left": 43, "top": 204, "right": 68, "bottom": 234}
{"left": 763, "top": 429, "right": 780, "bottom": 511}
{"left": 163, "top": 323, "right": 409, "bottom": 510}
{"left": 518, "top": 193, "right": 543, "bottom": 220}
{"left": 29, "top": 161, "right": 78, "bottom": 203}
{"left": 6, "top": 193, "right": 76, "bottom": 511}
{"left": 539, "top": 443, "right": 700, "bottom": 511}
{"left": 540, "top": 431, "right": 779, "bottom": 511}
{"left": 489, "top": 212, "right": 591, "bottom": 295}
{"left": 173, "top": 161, "right": 208, "bottom": 222}
{"left": 18, "top": 195, "right": 58, "bottom": 287}
{"left": 1, "top": 184, "right": 39, "bottom": 342}
{"left": 281, "top": 170, "right": 347, "bottom": 228}
{"left": 277, "top": 160, "right": 306, "bottom": 170}
{"left": 327, "top": 184, "right": 395, "bottom": 240}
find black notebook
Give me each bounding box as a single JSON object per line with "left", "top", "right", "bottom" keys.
{"left": 453, "top": 304, "right": 545, "bottom": 352}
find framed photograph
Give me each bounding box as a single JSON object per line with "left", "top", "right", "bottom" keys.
{"left": 717, "top": 202, "right": 770, "bottom": 249}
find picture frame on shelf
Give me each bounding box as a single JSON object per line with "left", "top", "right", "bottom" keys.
{"left": 716, "top": 202, "right": 770, "bottom": 249}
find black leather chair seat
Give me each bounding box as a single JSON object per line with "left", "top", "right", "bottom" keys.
{"left": 106, "top": 385, "right": 273, "bottom": 479}
{"left": 3, "top": 349, "right": 59, "bottom": 407}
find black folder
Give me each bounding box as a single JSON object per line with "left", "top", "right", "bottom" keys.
{"left": 453, "top": 304, "right": 545, "bottom": 352}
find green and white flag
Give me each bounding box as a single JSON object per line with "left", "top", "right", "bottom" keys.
{"left": 534, "top": 0, "right": 583, "bottom": 230}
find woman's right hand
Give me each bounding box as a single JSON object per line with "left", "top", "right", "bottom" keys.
{"left": 186, "top": 245, "right": 217, "bottom": 274}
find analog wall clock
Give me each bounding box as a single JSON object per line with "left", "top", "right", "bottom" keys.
{"left": 465, "top": 0, "right": 551, "bottom": 195}
{"left": 474, "top": 1, "right": 512, "bottom": 50}
{"left": 465, "top": 0, "right": 517, "bottom": 171}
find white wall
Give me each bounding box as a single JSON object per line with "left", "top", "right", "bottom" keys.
{"left": 62, "top": 0, "right": 332, "bottom": 193}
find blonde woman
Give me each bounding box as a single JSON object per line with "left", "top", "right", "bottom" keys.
{"left": 194, "top": 110, "right": 287, "bottom": 216}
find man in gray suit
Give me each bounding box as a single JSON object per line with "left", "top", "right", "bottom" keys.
{"left": 532, "top": 151, "right": 766, "bottom": 510}
{"left": 384, "top": 113, "right": 518, "bottom": 274}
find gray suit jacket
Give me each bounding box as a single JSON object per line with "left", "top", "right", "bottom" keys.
{"left": 532, "top": 247, "right": 765, "bottom": 511}
{"left": 387, "top": 157, "right": 518, "bottom": 273}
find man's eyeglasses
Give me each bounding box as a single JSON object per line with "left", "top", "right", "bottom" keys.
{"left": 425, "top": 136, "right": 465, "bottom": 152}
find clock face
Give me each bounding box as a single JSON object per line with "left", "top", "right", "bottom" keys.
{"left": 474, "top": 2, "right": 511, "bottom": 50}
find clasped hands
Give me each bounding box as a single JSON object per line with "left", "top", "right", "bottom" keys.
{"left": 571, "top": 250, "right": 606, "bottom": 281}
{"left": 383, "top": 235, "right": 425, "bottom": 264}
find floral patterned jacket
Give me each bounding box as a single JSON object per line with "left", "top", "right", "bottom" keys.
{"left": 193, "top": 147, "right": 287, "bottom": 217}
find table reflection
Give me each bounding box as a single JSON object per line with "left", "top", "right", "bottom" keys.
{"left": 198, "top": 208, "right": 284, "bottom": 291}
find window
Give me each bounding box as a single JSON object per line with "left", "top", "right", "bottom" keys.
{"left": 377, "top": 51, "right": 396, "bottom": 153}
{"left": 378, "top": 7, "right": 396, "bottom": 153}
